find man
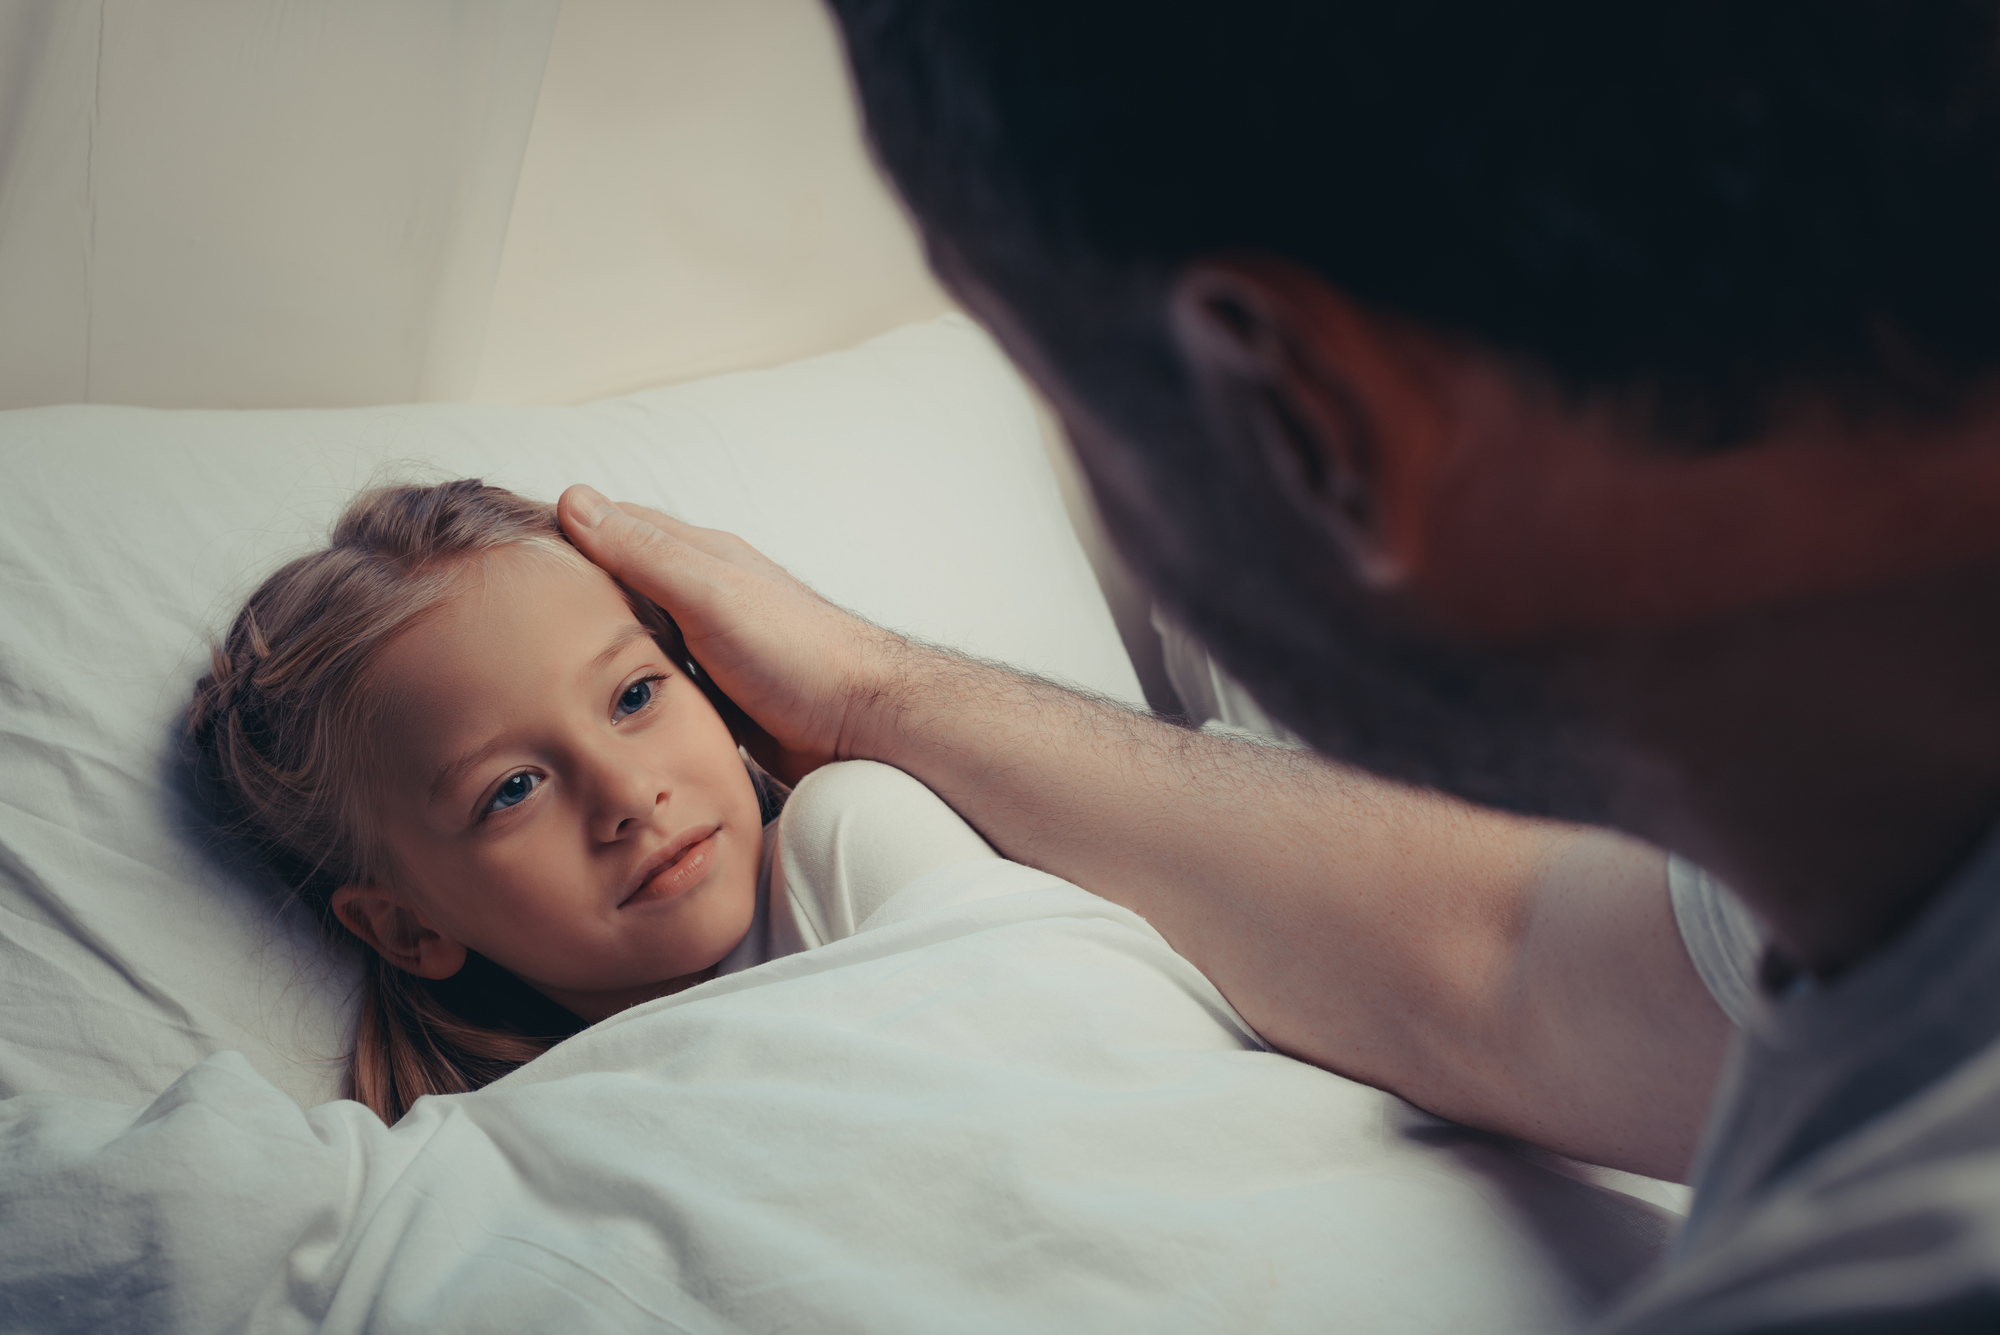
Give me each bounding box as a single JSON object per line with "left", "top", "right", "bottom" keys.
{"left": 560, "top": 3, "right": 2000, "bottom": 1329}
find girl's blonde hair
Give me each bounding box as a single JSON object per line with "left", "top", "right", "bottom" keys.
{"left": 187, "top": 479, "right": 764, "bottom": 1122}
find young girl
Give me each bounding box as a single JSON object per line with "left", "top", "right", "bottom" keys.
{"left": 189, "top": 479, "right": 996, "bottom": 1122}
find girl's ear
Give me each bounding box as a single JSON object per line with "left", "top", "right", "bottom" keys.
{"left": 331, "top": 883, "right": 468, "bottom": 980}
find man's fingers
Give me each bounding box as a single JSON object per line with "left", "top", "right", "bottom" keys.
{"left": 610, "top": 500, "right": 756, "bottom": 565}
{"left": 557, "top": 482, "right": 615, "bottom": 530}
{"left": 610, "top": 499, "right": 692, "bottom": 535}
{"left": 559, "top": 484, "right": 708, "bottom": 595}
{"left": 561, "top": 485, "right": 747, "bottom": 564}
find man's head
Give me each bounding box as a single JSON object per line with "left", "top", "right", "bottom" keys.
{"left": 829, "top": 0, "right": 2000, "bottom": 826}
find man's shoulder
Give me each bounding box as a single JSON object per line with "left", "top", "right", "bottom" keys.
{"left": 1605, "top": 1036, "right": 2000, "bottom": 1334}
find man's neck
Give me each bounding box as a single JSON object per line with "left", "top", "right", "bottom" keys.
{"left": 1588, "top": 556, "right": 2000, "bottom": 978}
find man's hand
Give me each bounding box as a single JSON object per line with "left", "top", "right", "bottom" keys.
{"left": 558, "top": 483, "right": 901, "bottom": 783}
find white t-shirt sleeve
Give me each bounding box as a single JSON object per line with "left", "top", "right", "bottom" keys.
{"left": 718, "top": 761, "right": 1000, "bottom": 974}
{"left": 1667, "top": 854, "right": 1765, "bottom": 1030}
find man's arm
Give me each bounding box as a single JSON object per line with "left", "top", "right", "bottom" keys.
{"left": 562, "top": 487, "right": 1732, "bottom": 1181}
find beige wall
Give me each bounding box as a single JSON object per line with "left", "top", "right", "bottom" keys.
{"left": 0, "top": 0, "right": 558, "bottom": 409}
{"left": 471, "top": 0, "right": 955, "bottom": 403}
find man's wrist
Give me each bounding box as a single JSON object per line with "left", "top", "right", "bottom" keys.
{"left": 833, "top": 623, "right": 934, "bottom": 769}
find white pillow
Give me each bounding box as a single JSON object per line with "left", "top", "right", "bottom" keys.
{"left": 0, "top": 314, "right": 1141, "bottom": 1109}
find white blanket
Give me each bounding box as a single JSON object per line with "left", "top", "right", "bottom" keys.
{"left": 1, "top": 862, "right": 1678, "bottom": 1333}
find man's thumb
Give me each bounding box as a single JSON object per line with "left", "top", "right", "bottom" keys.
{"left": 559, "top": 485, "right": 701, "bottom": 608}
{"left": 558, "top": 484, "right": 651, "bottom": 584}
{"left": 560, "top": 483, "right": 615, "bottom": 532}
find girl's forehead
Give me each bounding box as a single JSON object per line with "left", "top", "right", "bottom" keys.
{"left": 457, "top": 543, "right": 622, "bottom": 619}
{"left": 379, "top": 547, "right": 640, "bottom": 697}
{"left": 464, "top": 539, "right": 611, "bottom": 600}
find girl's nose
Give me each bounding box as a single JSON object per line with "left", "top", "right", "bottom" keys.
{"left": 588, "top": 751, "right": 667, "bottom": 844}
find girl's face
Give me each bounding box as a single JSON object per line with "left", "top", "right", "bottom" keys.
{"left": 332, "top": 545, "right": 764, "bottom": 1023}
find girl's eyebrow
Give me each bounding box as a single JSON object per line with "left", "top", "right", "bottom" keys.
{"left": 429, "top": 622, "right": 657, "bottom": 802}
{"left": 431, "top": 735, "right": 512, "bottom": 804}
{"left": 586, "top": 622, "right": 655, "bottom": 677}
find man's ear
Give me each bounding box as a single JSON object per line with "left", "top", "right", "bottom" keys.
{"left": 1168, "top": 258, "right": 1447, "bottom": 589}
{"left": 330, "top": 883, "right": 468, "bottom": 980}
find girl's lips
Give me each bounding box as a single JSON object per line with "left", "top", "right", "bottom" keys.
{"left": 621, "top": 825, "right": 722, "bottom": 907}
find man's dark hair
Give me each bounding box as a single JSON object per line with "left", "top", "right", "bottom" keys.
{"left": 831, "top": 1, "right": 2000, "bottom": 445}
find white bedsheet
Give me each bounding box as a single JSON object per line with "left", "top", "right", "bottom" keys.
{"left": 0, "top": 861, "right": 1678, "bottom": 1334}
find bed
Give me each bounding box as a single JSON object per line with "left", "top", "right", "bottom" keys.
{"left": 0, "top": 3, "right": 1685, "bottom": 1330}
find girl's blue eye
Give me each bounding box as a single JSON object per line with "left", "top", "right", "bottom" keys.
{"left": 616, "top": 677, "right": 657, "bottom": 719}
{"left": 488, "top": 772, "right": 539, "bottom": 814}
